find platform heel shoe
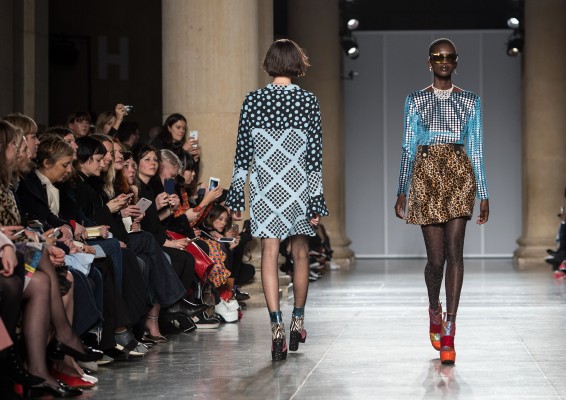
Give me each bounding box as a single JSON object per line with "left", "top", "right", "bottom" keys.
{"left": 289, "top": 315, "right": 307, "bottom": 351}
{"left": 440, "top": 317, "right": 456, "bottom": 365}
{"left": 429, "top": 303, "right": 442, "bottom": 351}
{"left": 271, "top": 322, "right": 287, "bottom": 361}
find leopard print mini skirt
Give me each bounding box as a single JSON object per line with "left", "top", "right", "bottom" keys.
{"left": 407, "top": 144, "right": 476, "bottom": 225}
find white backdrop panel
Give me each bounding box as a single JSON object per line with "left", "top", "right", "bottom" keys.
{"left": 344, "top": 31, "right": 521, "bottom": 258}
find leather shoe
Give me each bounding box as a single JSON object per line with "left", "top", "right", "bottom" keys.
{"left": 163, "top": 299, "right": 208, "bottom": 318}
{"left": 47, "top": 340, "right": 104, "bottom": 362}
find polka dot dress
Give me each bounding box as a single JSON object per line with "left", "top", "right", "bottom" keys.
{"left": 225, "top": 83, "right": 329, "bottom": 239}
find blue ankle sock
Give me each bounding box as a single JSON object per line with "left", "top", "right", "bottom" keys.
{"left": 292, "top": 306, "right": 304, "bottom": 317}
{"left": 269, "top": 311, "right": 283, "bottom": 323}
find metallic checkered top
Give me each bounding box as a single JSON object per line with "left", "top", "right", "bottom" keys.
{"left": 397, "top": 90, "right": 489, "bottom": 199}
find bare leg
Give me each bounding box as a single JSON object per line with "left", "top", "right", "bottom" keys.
{"left": 443, "top": 217, "right": 467, "bottom": 323}
{"left": 289, "top": 235, "right": 310, "bottom": 308}
{"left": 261, "top": 238, "right": 281, "bottom": 312}
{"left": 145, "top": 304, "right": 161, "bottom": 337}
{"left": 421, "top": 223, "right": 446, "bottom": 311}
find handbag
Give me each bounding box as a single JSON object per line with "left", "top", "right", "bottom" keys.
{"left": 166, "top": 230, "right": 214, "bottom": 282}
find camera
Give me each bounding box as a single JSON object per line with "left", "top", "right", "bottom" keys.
{"left": 124, "top": 105, "right": 134, "bottom": 114}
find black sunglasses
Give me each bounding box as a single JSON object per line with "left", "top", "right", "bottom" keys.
{"left": 429, "top": 53, "right": 458, "bottom": 64}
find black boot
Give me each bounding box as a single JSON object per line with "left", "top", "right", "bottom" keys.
{"left": 0, "top": 345, "right": 45, "bottom": 386}
{"left": 162, "top": 298, "right": 208, "bottom": 319}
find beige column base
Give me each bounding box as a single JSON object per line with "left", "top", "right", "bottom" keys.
{"left": 513, "top": 237, "right": 555, "bottom": 270}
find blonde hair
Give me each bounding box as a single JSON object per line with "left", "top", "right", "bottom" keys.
{"left": 3, "top": 113, "right": 36, "bottom": 147}
{"left": 160, "top": 149, "right": 182, "bottom": 175}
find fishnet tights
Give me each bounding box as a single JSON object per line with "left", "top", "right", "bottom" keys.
{"left": 421, "top": 217, "right": 467, "bottom": 322}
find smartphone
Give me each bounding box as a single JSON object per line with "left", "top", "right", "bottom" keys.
{"left": 217, "top": 237, "right": 236, "bottom": 243}
{"left": 48, "top": 227, "right": 61, "bottom": 238}
{"left": 208, "top": 177, "right": 220, "bottom": 191}
{"left": 136, "top": 198, "right": 153, "bottom": 213}
{"left": 164, "top": 178, "right": 175, "bottom": 195}
{"left": 27, "top": 220, "right": 44, "bottom": 234}
{"left": 12, "top": 229, "right": 26, "bottom": 238}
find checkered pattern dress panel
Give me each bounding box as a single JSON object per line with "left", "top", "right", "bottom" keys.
{"left": 225, "top": 84, "right": 329, "bottom": 239}
{"left": 397, "top": 90, "right": 489, "bottom": 200}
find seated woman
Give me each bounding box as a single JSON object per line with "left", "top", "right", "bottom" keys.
{"left": 79, "top": 136, "right": 208, "bottom": 337}
{"left": 151, "top": 113, "right": 200, "bottom": 174}
{"left": 0, "top": 121, "right": 99, "bottom": 397}
{"left": 199, "top": 205, "right": 257, "bottom": 321}
{"left": 131, "top": 143, "right": 218, "bottom": 329}
{"left": 94, "top": 104, "right": 127, "bottom": 137}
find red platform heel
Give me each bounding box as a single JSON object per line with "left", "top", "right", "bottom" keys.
{"left": 440, "top": 316, "right": 456, "bottom": 365}
{"left": 429, "top": 303, "right": 442, "bottom": 351}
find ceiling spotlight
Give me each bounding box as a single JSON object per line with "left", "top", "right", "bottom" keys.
{"left": 347, "top": 19, "right": 359, "bottom": 30}
{"left": 342, "top": 37, "right": 359, "bottom": 59}
{"left": 507, "top": 17, "right": 520, "bottom": 29}
{"left": 507, "top": 37, "right": 523, "bottom": 56}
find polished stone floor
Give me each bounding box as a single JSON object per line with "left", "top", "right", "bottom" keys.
{"left": 83, "top": 259, "right": 566, "bottom": 399}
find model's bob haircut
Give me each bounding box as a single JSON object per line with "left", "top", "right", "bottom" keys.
{"left": 262, "top": 39, "right": 310, "bottom": 78}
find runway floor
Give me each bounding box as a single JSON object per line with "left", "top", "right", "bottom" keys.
{"left": 87, "top": 259, "right": 566, "bottom": 400}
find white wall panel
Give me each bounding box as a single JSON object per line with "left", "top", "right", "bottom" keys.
{"left": 344, "top": 31, "right": 521, "bottom": 258}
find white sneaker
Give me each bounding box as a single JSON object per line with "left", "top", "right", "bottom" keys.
{"left": 224, "top": 299, "right": 240, "bottom": 312}
{"left": 215, "top": 300, "right": 238, "bottom": 322}
{"left": 328, "top": 261, "right": 340, "bottom": 270}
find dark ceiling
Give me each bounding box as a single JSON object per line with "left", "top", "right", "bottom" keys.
{"left": 275, "top": 0, "right": 523, "bottom": 34}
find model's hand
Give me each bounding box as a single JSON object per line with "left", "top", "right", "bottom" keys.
{"left": 395, "top": 194, "right": 406, "bottom": 219}
{"left": 477, "top": 199, "right": 489, "bottom": 225}
{"left": 309, "top": 215, "right": 320, "bottom": 227}
{"left": 231, "top": 210, "right": 242, "bottom": 221}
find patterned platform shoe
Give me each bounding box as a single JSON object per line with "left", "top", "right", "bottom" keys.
{"left": 429, "top": 303, "right": 442, "bottom": 351}
{"left": 440, "top": 317, "right": 456, "bottom": 365}
{"left": 289, "top": 315, "right": 307, "bottom": 351}
{"left": 271, "top": 322, "right": 287, "bottom": 361}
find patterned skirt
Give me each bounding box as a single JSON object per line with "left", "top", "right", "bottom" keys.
{"left": 407, "top": 144, "right": 476, "bottom": 225}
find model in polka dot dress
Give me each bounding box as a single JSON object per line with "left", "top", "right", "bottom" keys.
{"left": 225, "top": 39, "right": 329, "bottom": 361}
{"left": 225, "top": 82, "right": 328, "bottom": 239}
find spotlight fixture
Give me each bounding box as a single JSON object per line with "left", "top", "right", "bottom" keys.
{"left": 507, "top": 37, "right": 523, "bottom": 56}
{"left": 507, "top": 17, "right": 520, "bottom": 29}
{"left": 347, "top": 18, "right": 359, "bottom": 30}
{"left": 342, "top": 36, "right": 359, "bottom": 59}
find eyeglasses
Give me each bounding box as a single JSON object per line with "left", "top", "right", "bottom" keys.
{"left": 429, "top": 53, "right": 458, "bottom": 64}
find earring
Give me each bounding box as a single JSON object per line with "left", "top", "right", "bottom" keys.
{"left": 429, "top": 66, "right": 432, "bottom": 71}
{"left": 454, "top": 69, "right": 458, "bottom": 75}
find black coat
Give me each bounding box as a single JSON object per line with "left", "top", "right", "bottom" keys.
{"left": 16, "top": 170, "right": 68, "bottom": 229}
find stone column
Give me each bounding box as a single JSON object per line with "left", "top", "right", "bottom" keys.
{"left": 514, "top": 0, "right": 566, "bottom": 268}
{"left": 287, "top": 0, "right": 355, "bottom": 267}
{"left": 10, "top": 0, "right": 49, "bottom": 123}
{"left": 162, "top": 1, "right": 290, "bottom": 305}
{"left": 0, "top": 0, "right": 14, "bottom": 116}
{"left": 162, "top": 0, "right": 259, "bottom": 186}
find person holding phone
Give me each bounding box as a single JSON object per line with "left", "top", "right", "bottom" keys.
{"left": 151, "top": 113, "right": 200, "bottom": 174}
{"left": 394, "top": 38, "right": 489, "bottom": 365}
{"left": 225, "top": 39, "right": 329, "bottom": 361}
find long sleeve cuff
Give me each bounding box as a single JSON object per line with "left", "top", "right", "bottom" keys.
{"left": 307, "top": 194, "right": 329, "bottom": 219}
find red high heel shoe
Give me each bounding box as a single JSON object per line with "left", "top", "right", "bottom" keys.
{"left": 440, "top": 317, "right": 456, "bottom": 365}
{"left": 289, "top": 315, "right": 307, "bottom": 351}
{"left": 429, "top": 303, "right": 442, "bottom": 351}
{"left": 271, "top": 322, "right": 287, "bottom": 361}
